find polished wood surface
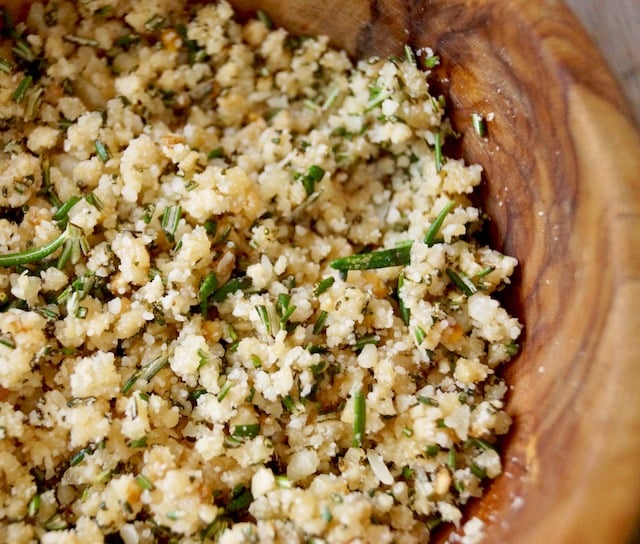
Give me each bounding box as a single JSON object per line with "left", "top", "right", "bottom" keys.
{"left": 231, "top": 1, "right": 640, "bottom": 542}
{"left": 4, "top": 0, "right": 640, "bottom": 542}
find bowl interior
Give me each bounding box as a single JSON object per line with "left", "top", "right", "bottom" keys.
{"left": 229, "top": 1, "right": 640, "bottom": 542}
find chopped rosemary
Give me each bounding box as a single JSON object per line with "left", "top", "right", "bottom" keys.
{"left": 27, "top": 494, "right": 40, "bottom": 517}
{"left": 217, "top": 380, "right": 232, "bottom": 402}
{"left": 414, "top": 326, "right": 426, "bottom": 345}
{"left": 276, "top": 293, "right": 296, "bottom": 326}
{"left": 352, "top": 388, "right": 366, "bottom": 448}
{"left": 210, "top": 276, "right": 251, "bottom": 302}
{"left": 424, "top": 201, "right": 455, "bottom": 245}
{"left": 250, "top": 354, "right": 262, "bottom": 368}
{"left": 313, "top": 310, "right": 328, "bottom": 335}
{"left": 426, "top": 444, "right": 439, "bottom": 457}
{"left": 24, "top": 85, "right": 43, "bottom": 119}
{"left": 44, "top": 513, "right": 68, "bottom": 531}
{"left": 256, "top": 9, "right": 272, "bottom": 29}
{"left": 434, "top": 131, "right": 444, "bottom": 172}
{"left": 397, "top": 273, "right": 410, "bottom": 325}
{"left": 471, "top": 112, "right": 487, "bottom": 137}
{"left": 353, "top": 334, "right": 378, "bottom": 352}
{"left": 135, "top": 474, "right": 155, "bottom": 490}
{"left": 314, "top": 276, "right": 335, "bottom": 296}
{"left": 12, "top": 40, "right": 37, "bottom": 64}
{"left": 0, "top": 337, "right": 15, "bottom": 349}
{"left": 446, "top": 268, "right": 478, "bottom": 296}
{"left": 471, "top": 464, "right": 487, "bottom": 479}
{"left": 255, "top": 304, "right": 272, "bottom": 334}
{"left": 160, "top": 205, "right": 181, "bottom": 243}
{"left": 330, "top": 245, "right": 411, "bottom": 271}
{"left": 198, "top": 272, "right": 218, "bottom": 314}
{"left": 121, "top": 355, "right": 170, "bottom": 394}
{"left": 424, "top": 54, "right": 440, "bottom": 69}
{"left": 143, "top": 203, "right": 156, "bottom": 224}
{"left": 321, "top": 83, "right": 340, "bottom": 110}
{"left": 129, "top": 436, "right": 148, "bottom": 448}
{"left": 12, "top": 75, "right": 32, "bottom": 103}
{"left": 69, "top": 445, "right": 93, "bottom": 466}
{"left": 53, "top": 196, "right": 82, "bottom": 226}
{"left": 63, "top": 34, "right": 99, "bottom": 47}
{"left": 201, "top": 517, "right": 230, "bottom": 541}
{"left": 226, "top": 485, "right": 253, "bottom": 513}
{"left": 0, "top": 58, "right": 11, "bottom": 73}
{"left": 505, "top": 342, "right": 520, "bottom": 357}
{"left": 404, "top": 44, "right": 417, "bottom": 66}
{"left": 207, "top": 147, "right": 225, "bottom": 159}
{"left": 144, "top": 14, "right": 166, "bottom": 32}
{"left": 301, "top": 164, "right": 325, "bottom": 196}
{"left": 366, "top": 83, "right": 389, "bottom": 112}
{"left": 282, "top": 394, "right": 296, "bottom": 413}
{"left": 275, "top": 475, "right": 292, "bottom": 489}
{"left": 94, "top": 140, "right": 111, "bottom": 162}
{"left": 0, "top": 222, "right": 86, "bottom": 268}
{"left": 232, "top": 423, "right": 260, "bottom": 439}
{"left": 447, "top": 448, "right": 457, "bottom": 470}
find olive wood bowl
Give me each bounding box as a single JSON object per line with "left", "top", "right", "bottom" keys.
{"left": 6, "top": 0, "right": 640, "bottom": 542}
{"left": 231, "top": 1, "right": 640, "bottom": 542}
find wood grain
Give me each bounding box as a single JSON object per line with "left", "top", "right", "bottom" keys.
{"left": 228, "top": 1, "right": 640, "bottom": 542}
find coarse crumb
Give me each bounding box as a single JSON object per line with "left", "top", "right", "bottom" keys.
{"left": 0, "top": 1, "right": 520, "bottom": 542}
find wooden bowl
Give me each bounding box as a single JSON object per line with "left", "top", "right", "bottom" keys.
{"left": 229, "top": 1, "right": 640, "bottom": 542}
{"left": 5, "top": 0, "right": 640, "bottom": 542}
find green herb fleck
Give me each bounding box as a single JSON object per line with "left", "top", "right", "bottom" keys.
{"left": 256, "top": 9, "right": 272, "bottom": 29}
{"left": 300, "top": 164, "right": 325, "bottom": 196}
{"left": 471, "top": 112, "right": 487, "bottom": 137}
{"left": 313, "top": 310, "right": 328, "bottom": 335}
{"left": 352, "top": 388, "right": 366, "bottom": 448}
{"left": 94, "top": 140, "right": 110, "bottom": 162}
{"left": 0, "top": 58, "right": 12, "bottom": 73}
{"left": 0, "top": 222, "right": 87, "bottom": 268}
{"left": 121, "top": 355, "right": 170, "bottom": 394}
{"left": 198, "top": 272, "right": 218, "bottom": 314}
{"left": 424, "top": 54, "right": 440, "bottom": 69}
{"left": 397, "top": 273, "right": 410, "bottom": 325}
{"left": 226, "top": 485, "right": 253, "bottom": 513}
{"left": 27, "top": 494, "right": 40, "bottom": 517}
{"left": 255, "top": 304, "right": 272, "bottom": 335}
{"left": 217, "top": 380, "right": 232, "bottom": 402}
{"left": 424, "top": 201, "right": 455, "bottom": 246}
{"left": 314, "top": 276, "right": 335, "bottom": 296}
{"left": 404, "top": 44, "right": 417, "bottom": 66}
{"left": 446, "top": 268, "right": 478, "bottom": 296}
{"left": 12, "top": 75, "right": 32, "bottom": 103}
{"left": 135, "top": 474, "right": 155, "bottom": 490}
{"left": 434, "top": 131, "right": 444, "bottom": 172}
{"left": 160, "top": 205, "right": 181, "bottom": 243}
{"left": 330, "top": 246, "right": 411, "bottom": 271}
{"left": 232, "top": 423, "right": 260, "bottom": 439}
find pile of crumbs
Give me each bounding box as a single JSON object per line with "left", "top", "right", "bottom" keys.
{"left": 0, "top": 1, "right": 521, "bottom": 542}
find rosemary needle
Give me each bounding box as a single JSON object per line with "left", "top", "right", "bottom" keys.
{"left": 352, "top": 388, "right": 366, "bottom": 448}
{"left": 330, "top": 202, "right": 455, "bottom": 271}
{"left": 0, "top": 223, "right": 85, "bottom": 268}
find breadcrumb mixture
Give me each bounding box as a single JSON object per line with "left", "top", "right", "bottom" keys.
{"left": 0, "top": 2, "right": 521, "bottom": 543}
